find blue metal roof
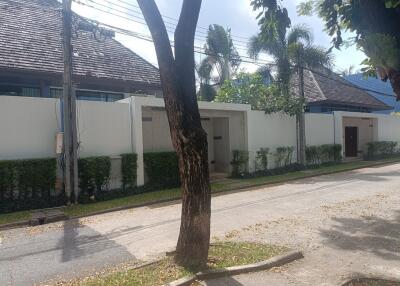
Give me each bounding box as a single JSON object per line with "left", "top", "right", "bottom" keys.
{"left": 344, "top": 74, "right": 400, "bottom": 114}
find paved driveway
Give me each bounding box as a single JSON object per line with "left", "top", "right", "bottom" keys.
{"left": 1, "top": 163, "right": 399, "bottom": 285}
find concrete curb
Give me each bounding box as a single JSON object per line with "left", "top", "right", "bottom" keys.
{"left": 1, "top": 158, "right": 399, "bottom": 231}
{"left": 0, "top": 220, "right": 30, "bottom": 230}
{"left": 164, "top": 250, "right": 303, "bottom": 286}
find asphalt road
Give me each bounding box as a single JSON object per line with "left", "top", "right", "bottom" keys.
{"left": 1, "top": 163, "right": 399, "bottom": 286}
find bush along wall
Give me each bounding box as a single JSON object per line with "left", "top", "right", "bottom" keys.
{"left": 144, "top": 152, "right": 180, "bottom": 189}
{"left": 366, "top": 141, "right": 399, "bottom": 160}
{"left": 306, "top": 144, "right": 342, "bottom": 166}
{"left": 121, "top": 153, "right": 137, "bottom": 192}
{"left": 0, "top": 158, "right": 61, "bottom": 213}
{"left": 231, "top": 150, "right": 249, "bottom": 178}
{"left": 78, "top": 156, "right": 111, "bottom": 200}
{"left": 274, "top": 146, "right": 294, "bottom": 168}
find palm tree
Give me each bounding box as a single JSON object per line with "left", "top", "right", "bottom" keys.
{"left": 198, "top": 24, "right": 241, "bottom": 101}
{"left": 248, "top": 24, "right": 333, "bottom": 94}
{"left": 248, "top": 24, "right": 333, "bottom": 165}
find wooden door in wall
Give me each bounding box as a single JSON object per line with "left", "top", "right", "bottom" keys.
{"left": 345, "top": 126, "right": 358, "bottom": 157}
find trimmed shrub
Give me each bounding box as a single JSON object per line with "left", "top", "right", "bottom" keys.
{"left": 231, "top": 150, "right": 249, "bottom": 178}
{"left": 121, "top": 153, "right": 137, "bottom": 191}
{"left": 78, "top": 156, "right": 111, "bottom": 198}
{"left": 274, "top": 146, "right": 294, "bottom": 168}
{"left": 0, "top": 158, "right": 59, "bottom": 213}
{"left": 144, "top": 152, "right": 180, "bottom": 189}
{"left": 255, "top": 148, "right": 269, "bottom": 172}
{"left": 306, "top": 144, "right": 342, "bottom": 166}
{"left": 366, "top": 141, "right": 399, "bottom": 160}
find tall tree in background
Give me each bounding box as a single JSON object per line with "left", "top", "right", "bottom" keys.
{"left": 298, "top": 0, "right": 400, "bottom": 100}
{"left": 249, "top": 0, "right": 332, "bottom": 165}
{"left": 198, "top": 24, "right": 241, "bottom": 101}
{"left": 137, "top": 0, "right": 211, "bottom": 267}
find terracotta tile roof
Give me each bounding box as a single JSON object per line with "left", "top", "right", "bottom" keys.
{"left": 0, "top": 0, "right": 161, "bottom": 87}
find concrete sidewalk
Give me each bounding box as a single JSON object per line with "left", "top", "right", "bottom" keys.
{"left": 1, "top": 163, "right": 400, "bottom": 285}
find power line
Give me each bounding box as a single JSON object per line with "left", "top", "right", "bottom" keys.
{"left": 74, "top": 0, "right": 251, "bottom": 50}
{"left": 71, "top": 4, "right": 274, "bottom": 66}
{"left": 113, "top": 0, "right": 252, "bottom": 41}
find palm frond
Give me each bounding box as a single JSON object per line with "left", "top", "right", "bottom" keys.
{"left": 287, "top": 24, "right": 312, "bottom": 46}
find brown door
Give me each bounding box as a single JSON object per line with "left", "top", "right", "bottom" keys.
{"left": 345, "top": 126, "right": 358, "bottom": 157}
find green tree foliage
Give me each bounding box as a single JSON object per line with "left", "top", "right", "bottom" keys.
{"left": 297, "top": 0, "right": 400, "bottom": 100}
{"left": 197, "top": 24, "right": 241, "bottom": 101}
{"left": 215, "top": 72, "right": 303, "bottom": 115}
{"left": 249, "top": 1, "right": 332, "bottom": 114}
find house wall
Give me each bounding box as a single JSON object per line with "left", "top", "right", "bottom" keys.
{"left": 305, "top": 113, "right": 335, "bottom": 145}
{"left": 377, "top": 115, "right": 400, "bottom": 142}
{"left": 1, "top": 96, "right": 400, "bottom": 188}
{"left": 0, "top": 96, "right": 59, "bottom": 160}
{"left": 77, "top": 100, "right": 132, "bottom": 157}
{"left": 246, "top": 111, "right": 297, "bottom": 170}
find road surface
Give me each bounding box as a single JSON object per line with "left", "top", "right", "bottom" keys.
{"left": 1, "top": 163, "right": 399, "bottom": 285}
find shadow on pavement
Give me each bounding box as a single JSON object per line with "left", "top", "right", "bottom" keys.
{"left": 203, "top": 276, "right": 244, "bottom": 286}
{"left": 289, "top": 167, "right": 400, "bottom": 186}
{"left": 320, "top": 210, "right": 400, "bottom": 261}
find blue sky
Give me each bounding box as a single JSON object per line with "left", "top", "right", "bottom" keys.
{"left": 72, "top": 0, "right": 366, "bottom": 74}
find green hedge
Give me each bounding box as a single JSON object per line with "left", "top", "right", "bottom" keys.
{"left": 0, "top": 158, "right": 60, "bottom": 213}
{"left": 121, "top": 153, "right": 137, "bottom": 191}
{"left": 78, "top": 156, "right": 111, "bottom": 198}
{"left": 144, "top": 152, "right": 180, "bottom": 189}
{"left": 306, "top": 144, "right": 342, "bottom": 166}
{"left": 366, "top": 141, "right": 398, "bottom": 159}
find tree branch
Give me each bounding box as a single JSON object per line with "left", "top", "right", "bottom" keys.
{"left": 174, "top": 0, "right": 202, "bottom": 114}
{"left": 136, "top": 0, "right": 177, "bottom": 101}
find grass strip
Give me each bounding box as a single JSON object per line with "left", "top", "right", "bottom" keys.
{"left": 1, "top": 157, "right": 399, "bottom": 227}
{"left": 80, "top": 242, "right": 287, "bottom": 286}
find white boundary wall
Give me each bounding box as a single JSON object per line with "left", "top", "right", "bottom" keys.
{"left": 1, "top": 96, "right": 400, "bottom": 186}
{"left": 246, "top": 111, "right": 296, "bottom": 170}
{"left": 0, "top": 96, "right": 60, "bottom": 160}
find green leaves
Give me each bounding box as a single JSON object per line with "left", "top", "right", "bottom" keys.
{"left": 121, "top": 153, "right": 137, "bottom": 192}
{"left": 215, "top": 72, "right": 272, "bottom": 110}
{"left": 143, "top": 152, "right": 180, "bottom": 189}
{"left": 198, "top": 24, "right": 241, "bottom": 90}
{"left": 78, "top": 156, "right": 111, "bottom": 197}
{"left": 385, "top": 0, "right": 400, "bottom": 8}
{"left": 359, "top": 33, "right": 400, "bottom": 70}
{"left": 231, "top": 150, "right": 249, "bottom": 178}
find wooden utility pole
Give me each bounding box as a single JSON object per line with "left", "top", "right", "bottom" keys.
{"left": 297, "top": 64, "right": 306, "bottom": 166}
{"left": 62, "top": 0, "right": 79, "bottom": 204}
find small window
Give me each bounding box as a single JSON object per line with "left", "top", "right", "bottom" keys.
{"left": 76, "top": 90, "right": 123, "bottom": 102}
{"left": 0, "top": 85, "right": 40, "bottom": 97}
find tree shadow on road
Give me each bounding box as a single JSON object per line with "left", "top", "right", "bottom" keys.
{"left": 319, "top": 210, "right": 400, "bottom": 261}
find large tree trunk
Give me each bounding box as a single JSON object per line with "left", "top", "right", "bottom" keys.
{"left": 137, "top": 0, "right": 211, "bottom": 268}
{"left": 388, "top": 70, "right": 400, "bottom": 101}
